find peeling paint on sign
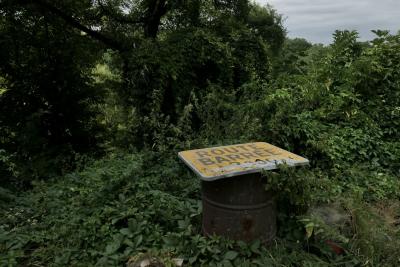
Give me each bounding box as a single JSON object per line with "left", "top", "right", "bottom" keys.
{"left": 178, "top": 142, "right": 309, "bottom": 181}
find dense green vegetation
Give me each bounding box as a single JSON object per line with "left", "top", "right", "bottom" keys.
{"left": 1, "top": 1, "right": 399, "bottom": 266}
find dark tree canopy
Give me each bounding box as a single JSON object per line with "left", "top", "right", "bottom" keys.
{"left": 0, "top": 0, "right": 285, "bottom": 174}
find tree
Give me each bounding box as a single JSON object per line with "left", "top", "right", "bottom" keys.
{"left": 0, "top": 0, "right": 286, "bottom": 182}
{"left": 272, "top": 38, "right": 313, "bottom": 77}
{"left": 0, "top": 0, "right": 104, "bottom": 181}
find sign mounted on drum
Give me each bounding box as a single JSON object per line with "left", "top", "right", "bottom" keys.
{"left": 178, "top": 142, "right": 309, "bottom": 181}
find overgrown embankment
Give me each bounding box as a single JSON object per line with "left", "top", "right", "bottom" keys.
{"left": 1, "top": 1, "right": 399, "bottom": 265}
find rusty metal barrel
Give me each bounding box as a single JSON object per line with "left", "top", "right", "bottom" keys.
{"left": 201, "top": 173, "right": 276, "bottom": 243}
{"left": 178, "top": 142, "right": 309, "bottom": 243}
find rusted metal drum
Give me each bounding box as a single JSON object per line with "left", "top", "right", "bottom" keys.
{"left": 201, "top": 173, "right": 276, "bottom": 243}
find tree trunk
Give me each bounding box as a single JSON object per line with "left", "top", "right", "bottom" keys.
{"left": 143, "top": 0, "right": 167, "bottom": 38}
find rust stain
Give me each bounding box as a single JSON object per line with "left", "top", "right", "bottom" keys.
{"left": 241, "top": 215, "right": 253, "bottom": 232}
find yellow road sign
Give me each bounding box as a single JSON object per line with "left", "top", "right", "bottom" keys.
{"left": 178, "top": 142, "right": 309, "bottom": 180}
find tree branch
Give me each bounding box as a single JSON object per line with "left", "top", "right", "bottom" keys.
{"left": 27, "top": 0, "right": 126, "bottom": 51}
{"left": 96, "top": 0, "right": 147, "bottom": 25}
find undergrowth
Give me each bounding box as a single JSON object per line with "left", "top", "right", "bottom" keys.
{"left": 1, "top": 152, "right": 399, "bottom": 266}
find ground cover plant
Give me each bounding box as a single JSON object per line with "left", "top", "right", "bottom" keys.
{"left": 1, "top": 0, "right": 399, "bottom": 266}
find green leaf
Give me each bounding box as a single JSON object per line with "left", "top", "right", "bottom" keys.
{"left": 305, "top": 222, "right": 314, "bottom": 239}
{"left": 119, "top": 228, "right": 132, "bottom": 236}
{"left": 105, "top": 241, "right": 120, "bottom": 255}
{"left": 250, "top": 240, "right": 261, "bottom": 254}
{"left": 223, "top": 251, "right": 238, "bottom": 261}
{"left": 135, "top": 235, "right": 143, "bottom": 247}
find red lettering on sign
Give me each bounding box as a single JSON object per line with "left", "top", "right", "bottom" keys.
{"left": 198, "top": 158, "right": 215, "bottom": 165}
{"left": 253, "top": 149, "right": 269, "bottom": 157}
{"left": 223, "top": 147, "right": 239, "bottom": 153}
{"left": 226, "top": 154, "right": 243, "bottom": 161}
{"left": 211, "top": 149, "right": 225, "bottom": 155}
{"left": 240, "top": 152, "right": 255, "bottom": 159}
{"left": 215, "top": 156, "right": 230, "bottom": 164}
{"left": 196, "top": 151, "right": 210, "bottom": 158}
